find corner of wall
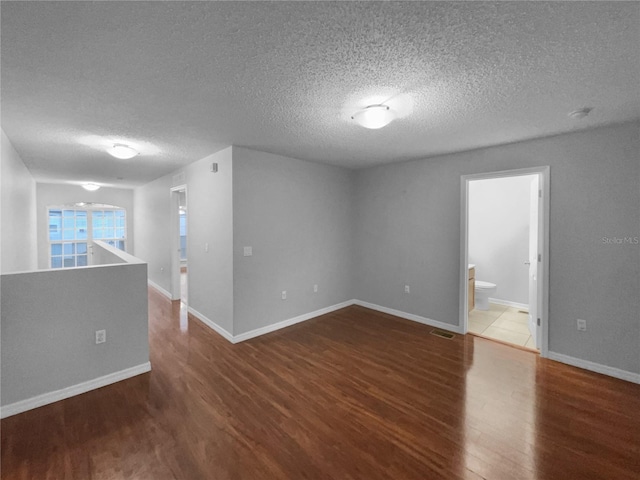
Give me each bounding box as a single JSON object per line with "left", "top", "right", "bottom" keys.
{"left": 1, "top": 129, "right": 38, "bottom": 273}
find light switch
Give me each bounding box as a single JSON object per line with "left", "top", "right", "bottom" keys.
{"left": 243, "top": 246, "right": 252, "bottom": 257}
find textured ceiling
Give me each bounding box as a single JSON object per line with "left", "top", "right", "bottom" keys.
{"left": 1, "top": 1, "right": 639, "bottom": 187}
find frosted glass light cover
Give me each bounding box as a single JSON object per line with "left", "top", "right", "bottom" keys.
{"left": 352, "top": 105, "right": 395, "bottom": 129}
{"left": 107, "top": 144, "right": 138, "bottom": 159}
{"left": 82, "top": 183, "right": 101, "bottom": 191}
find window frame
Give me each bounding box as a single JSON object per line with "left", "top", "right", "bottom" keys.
{"left": 47, "top": 205, "right": 127, "bottom": 269}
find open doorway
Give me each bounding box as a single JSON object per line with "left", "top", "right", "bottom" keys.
{"left": 170, "top": 185, "right": 188, "bottom": 308}
{"left": 460, "top": 167, "right": 549, "bottom": 356}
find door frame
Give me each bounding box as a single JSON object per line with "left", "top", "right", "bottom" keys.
{"left": 170, "top": 185, "right": 188, "bottom": 302}
{"left": 459, "top": 166, "right": 550, "bottom": 357}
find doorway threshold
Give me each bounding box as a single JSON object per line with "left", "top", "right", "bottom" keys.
{"left": 468, "top": 331, "right": 539, "bottom": 354}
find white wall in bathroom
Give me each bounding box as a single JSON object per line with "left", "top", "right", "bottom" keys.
{"left": 469, "top": 175, "right": 537, "bottom": 306}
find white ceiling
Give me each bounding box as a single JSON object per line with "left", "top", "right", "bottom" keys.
{"left": 2, "top": 1, "right": 638, "bottom": 188}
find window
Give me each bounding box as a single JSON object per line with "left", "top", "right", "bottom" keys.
{"left": 93, "top": 209, "right": 126, "bottom": 251}
{"left": 49, "top": 209, "right": 89, "bottom": 268}
{"left": 48, "top": 205, "right": 126, "bottom": 269}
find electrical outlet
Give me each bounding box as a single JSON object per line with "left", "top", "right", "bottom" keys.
{"left": 281, "top": 290, "right": 287, "bottom": 300}
{"left": 313, "top": 284, "right": 318, "bottom": 293}
{"left": 404, "top": 285, "right": 410, "bottom": 294}
{"left": 95, "top": 329, "right": 106, "bottom": 344}
{"left": 576, "top": 319, "right": 587, "bottom": 331}
{"left": 243, "top": 246, "right": 252, "bottom": 256}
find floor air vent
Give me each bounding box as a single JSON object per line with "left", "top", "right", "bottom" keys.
{"left": 431, "top": 329, "right": 455, "bottom": 339}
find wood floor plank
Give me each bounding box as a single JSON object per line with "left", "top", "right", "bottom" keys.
{"left": 2, "top": 289, "right": 639, "bottom": 479}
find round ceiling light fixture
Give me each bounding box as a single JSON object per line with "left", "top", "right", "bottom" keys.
{"left": 107, "top": 143, "right": 139, "bottom": 159}
{"left": 351, "top": 104, "right": 396, "bottom": 129}
{"left": 82, "top": 183, "right": 101, "bottom": 191}
{"left": 568, "top": 107, "right": 593, "bottom": 120}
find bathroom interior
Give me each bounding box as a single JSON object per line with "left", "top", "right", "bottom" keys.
{"left": 467, "top": 174, "right": 539, "bottom": 351}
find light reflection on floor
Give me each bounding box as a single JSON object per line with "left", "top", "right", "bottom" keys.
{"left": 464, "top": 335, "right": 537, "bottom": 478}
{"left": 179, "top": 301, "right": 188, "bottom": 332}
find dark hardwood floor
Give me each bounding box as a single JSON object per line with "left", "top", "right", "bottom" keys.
{"left": 2, "top": 288, "right": 639, "bottom": 479}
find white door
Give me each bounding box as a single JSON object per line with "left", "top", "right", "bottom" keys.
{"left": 527, "top": 176, "right": 540, "bottom": 346}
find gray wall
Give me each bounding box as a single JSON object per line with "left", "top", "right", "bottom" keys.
{"left": 232, "top": 147, "right": 354, "bottom": 335}
{"left": 36, "top": 183, "right": 135, "bottom": 269}
{"left": 469, "top": 175, "right": 536, "bottom": 305}
{"left": 1, "top": 129, "right": 37, "bottom": 273}
{"left": 183, "top": 148, "right": 234, "bottom": 333}
{"left": 353, "top": 121, "right": 640, "bottom": 374}
{"left": 1, "top": 262, "right": 149, "bottom": 406}
{"left": 134, "top": 147, "right": 234, "bottom": 333}
{"left": 133, "top": 174, "right": 173, "bottom": 292}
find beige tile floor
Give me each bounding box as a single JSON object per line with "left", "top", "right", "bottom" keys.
{"left": 469, "top": 303, "right": 537, "bottom": 349}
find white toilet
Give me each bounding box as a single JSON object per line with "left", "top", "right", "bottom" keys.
{"left": 474, "top": 281, "right": 497, "bottom": 310}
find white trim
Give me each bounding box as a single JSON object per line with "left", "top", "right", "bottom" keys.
{"left": 170, "top": 185, "right": 188, "bottom": 301}
{"left": 459, "top": 166, "right": 550, "bottom": 357}
{"left": 540, "top": 167, "right": 551, "bottom": 358}
{"left": 187, "top": 306, "right": 234, "bottom": 343}
{"left": 190, "top": 298, "right": 640, "bottom": 386}
{"left": 547, "top": 352, "right": 640, "bottom": 384}
{"left": 232, "top": 300, "right": 355, "bottom": 343}
{"left": 488, "top": 298, "right": 529, "bottom": 311}
{"left": 459, "top": 176, "right": 469, "bottom": 334}
{"left": 148, "top": 279, "right": 172, "bottom": 299}
{"left": 0, "top": 362, "right": 151, "bottom": 419}
{"left": 354, "top": 300, "right": 464, "bottom": 334}
{"left": 193, "top": 299, "right": 464, "bottom": 343}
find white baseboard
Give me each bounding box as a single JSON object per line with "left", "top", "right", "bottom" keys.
{"left": 148, "top": 279, "right": 172, "bottom": 300}
{"left": 185, "top": 298, "right": 640, "bottom": 386}
{"left": 353, "top": 300, "right": 464, "bottom": 334}
{"left": 187, "top": 306, "right": 234, "bottom": 343}
{"left": 489, "top": 298, "right": 529, "bottom": 311}
{"left": 232, "top": 300, "right": 355, "bottom": 343}
{"left": 0, "top": 362, "right": 151, "bottom": 419}
{"left": 547, "top": 352, "right": 640, "bottom": 384}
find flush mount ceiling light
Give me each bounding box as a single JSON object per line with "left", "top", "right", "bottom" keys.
{"left": 351, "top": 104, "right": 396, "bottom": 129}
{"left": 568, "top": 107, "right": 593, "bottom": 119}
{"left": 82, "top": 183, "right": 101, "bottom": 191}
{"left": 107, "top": 143, "right": 138, "bottom": 159}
